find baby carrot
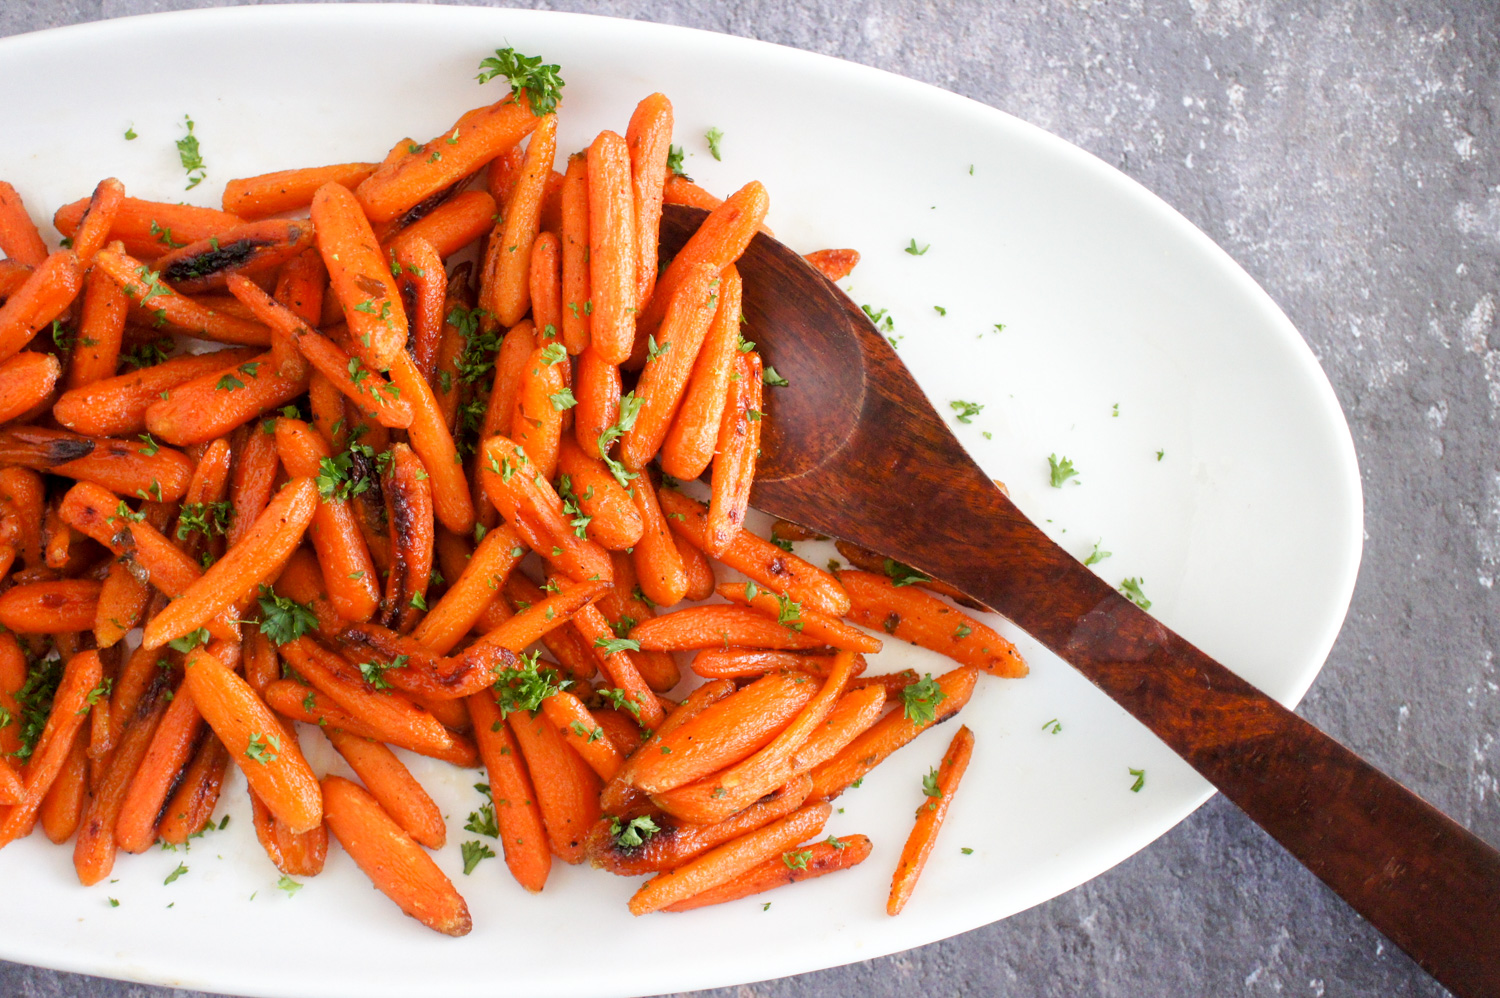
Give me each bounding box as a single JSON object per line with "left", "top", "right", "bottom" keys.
{"left": 73, "top": 676, "right": 171, "bottom": 883}
{"left": 0, "top": 650, "right": 103, "bottom": 848}
{"left": 629, "top": 470, "right": 687, "bottom": 608}
{"left": 468, "top": 691, "right": 550, "bottom": 893}
{"left": 53, "top": 348, "right": 259, "bottom": 438}
{"left": 556, "top": 436, "right": 643, "bottom": 551}
{"left": 639, "top": 181, "right": 769, "bottom": 340}
{"left": 0, "top": 182, "right": 48, "bottom": 266}
{"left": 386, "top": 348, "right": 475, "bottom": 537}
{"left": 717, "top": 582, "right": 882, "bottom": 654}
{"left": 626, "top": 93, "right": 673, "bottom": 310}
{"left": 0, "top": 352, "right": 60, "bottom": 424}
{"left": 559, "top": 153, "right": 591, "bottom": 354}
{"left": 836, "top": 570, "right": 1027, "bottom": 678}
{"left": 705, "top": 349, "right": 762, "bottom": 555}
{"left": 541, "top": 689, "right": 623, "bottom": 781}
{"left": 665, "top": 834, "right": 872, "bottom": 912}
{"left": 311, "top": 182, "right": 407, "bottom": 371}
{"left": 0, "top": 251, "right": 84, "bottom": 365}
{"left": 222, "top": 162, "right": 377, "bottom": 218}
{"left": 659, "top": 265, "right": 742, "bottom": 480}
{"left": 413, "top": 522, "right": 525, "bottom": 655}
{"left": 509, "top": 345, "right": 566, "bottom": 482}
{"left": 585, "top": 131, "right": 637, "bottom": 365}
{"left": 572, "top": 346, "right": 619, "bottom": 461}
{"left": 508, "top": 706, "right": 601, "bottom": 865}
{"left": 529, "top": 230, "right": 563, "bottom": 344}
{"left": 482, "top": 113, "right": 557, "bottom": 328}
{"left": 93, "top": 249, "right": 270, "bottom": 347}
{"left": 144, "top": 351, "right": 308, "bottom": 445}
{"left": 629, "top": 605, "right": 829, "bottom": 652}
{"left": 385, "top": 190, "right": 496, "bottom": 261}
{"left": 113, "top": 686, "right": 204, "bottom": 853}
{"left": 327, "top": 728, "right": 446, "bottom": 849}
{"left": 888, "top": 725, "right": 974, "bottom": 915}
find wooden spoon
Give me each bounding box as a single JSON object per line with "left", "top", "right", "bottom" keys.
{"left": 660, "top": 203, "right": 1500, "bottom": 997}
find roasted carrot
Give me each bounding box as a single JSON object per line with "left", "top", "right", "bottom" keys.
{"left": 659, "top": 266, "right": 742, "bottom": 480}
{"left": 836, "top": 570, "right": 1026, "bottom": 677}
{"left": 629, "top": 605, "right": 829, "bottom": 652}
{"left": 249, "top": 785, "right": 329, "bottom": 877}
{"left": 468, "top": 690, "right": 551, "bottom": 892}
{"left": 0, "top": 351, "right": 60, "bottom": 423}
{"left": 529, "top": 230, "right": 563, "bottom": 344}
{"left": 481, "top": 113, "right": 557, "bottom": 327}
{"left": 717, "top": 582, "right": 882, "bottom": 653}
{"left": 0, "top": 650, "right": 103, "bottom": 848}
{"left": 625, "top": 93, "right": 673, "bottom": 309}
{"left": 386, "top": 349, "right": 475, "bottom": 536}
{"left": 65, "top": 268, "right": 127, "bottom": 393}
{"left": 144, "top": 351, "right": 308, "bottom": 445}
{"left": 601, "top": 677, "right": 734, "bottom": 812}
{"left": 142, "top": 477, "right": 317, "bottom": 649}
{"left": 541, "top": 689, "right": 623, "bottom": 781}
{"left": 356, "top": 95, "right": 541, "bottom": 224}
{"left": 568, "top": 601, "right": 664, "bottom": 729}
{"left": 690, "top": 648, "right": 849, "bottom": 681}
{"left": 0, "top": 425, "right": 193, "bottom": 502}
{"left": 508, "top": 707, "right": 600, "bottom": 864}
{"left": 94, "top": 557, "right": 150, "bottom": 648}
{"left": 572, "top": 346, "right": 619, "bottom": 461}
{"left": 659, "top": 489, "right": 850, "bottom": 616}
{"left": 586, "top": 131, "right": 637, "bottom": 365}
{"left": 808, "top": 665, "right": 978, "bottom": 800}
{"left": 595, "top": 551, "right": 678, "bottom": 692}
{"left": 469, "top": 578, "right": 609, "bottom": 654}
{"left": 413, "top": 522, "right": 524, "bottom": 655}
{"left": 558, "top": 153, "right": 592, "bottom": 354}
{"left": 628, "top": 801, "right": 831, "bottom": 915}
{"left": 311, "top": 182, "right": 407, "bottom": 371}
{"left": 72, "top": 675, "right": 171, "bottom": 884}
{"left": 0, "top": 469, "right": 43, "bottom": 569}
{"left": 157, "top": 732, "right": 231, "bottom": 846}
{"left": 803, "top": 248, "right": 861, "bottom": 282}
{"left": 93, "top": 248, "right": 271, "bottom": 347}
{"left": 113, "top": 685, "right": 203, "bottom": 853}
{"left": 39, "top": 731, "right": 88, "bottom": 843}
{"left": 274, "top": 419, "right": 380, "bottom": 621}
{"left": 54, "top": 196, "right": 241, "bottom": 260}
{"left": 223, "top": 162, "right": 378, "bottom": 218}
{"left": 154, "top": 219, "right": 315, "bottom": 294}
{"left": 53, "top": 348, "right": 257, "bottom": 437}
{"left": 386, "top": 190, "right": 496, "bottom": 261}
{"left": 0, "top": 251, "right": 84, "bottom": 364}
{"left": 0, "top": 579, "right": 100, "bottom": 633}
{"left": 555, "top": 436, "right": 644, "bottom": 551}
{"left": 67, "top": 177, "right": 126, "bottom": 263}
{"left": 0, "top": 182, "right": 48, "bottom": 266}
{"left": 666, "top": 834, "right": 872, "bottom": 911}
{"left": 499, "top": 573, "right": 599, "bottom": 682}
{"left": 629, "top": 470, "right": 687, "bottom": 607}
{"left": 888, "top": 724, "right": 974, "bottom": 915}
{"left": 624, "top": 671, "right": 819, "bottom": 795}
{"left": 322, "top": 775, "right": 471, "bottom": 936}
{"left": 327, "top": 728, "right": 445, "bottom": 849}
{"left": 265, "top": 680, "right": 478, "bottom": 768}
{"left": 705, "top": 349, "right": 762, "bottom": 554}
{"left": 477, "top": 435, "right": 612, "bottom": 585}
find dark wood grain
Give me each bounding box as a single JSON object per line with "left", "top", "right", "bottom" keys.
{"left": 661, "top": 204, "right": 1500, "bottom": 998}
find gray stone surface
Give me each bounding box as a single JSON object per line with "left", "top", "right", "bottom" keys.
{"left": 1, "top": 1, "right": 1495, "bottom": 995}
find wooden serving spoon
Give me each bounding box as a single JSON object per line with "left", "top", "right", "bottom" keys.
{"left": 660, "top": 203, "right": 1500, "bottom": 997}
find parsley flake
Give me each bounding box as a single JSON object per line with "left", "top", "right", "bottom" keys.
{"left": 609, "top": 814, "right": 660, "bottom": 849}
{"left": 176, "top": 115, "right": 206, "bottom": 189}
{"left": 1129, "top": 767, "right": 1146, "bottom": 792}
{"left": 1118, "top": 577, "right": 1151, "bottom": 610}
{"left": 905, "top": 239, "right": 930, "bottom": 256}
{"left": 900, "top": 674, "right": 946, "bottom": 726}
{"left": 1047, "top": 454, "right": 1079, "bottom": 488}
{"left": 476, "top": 48, "right": 566, "bottom": 116}
{"left": 950, "top": 400, "right": 983, "bottom": 424}
{"left": 461, "top": 840, "right": 497, "bottom": 874}
{"left": 705, "top": 126, "right": 724, "bottom": 161}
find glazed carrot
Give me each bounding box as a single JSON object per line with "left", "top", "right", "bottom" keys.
{"left": 0, "top": 580, "right": 100, "bottom": 633}
{"left": 651, "top": 651, "right": 857, "bottom": 824}
{"left": 482, "top": 113, "right": 557, "bottom": 327}
{"left": 54, "top": 197, "right": 241, "bottom": 260}
{"left": 508, "top": 707, "right": 601, "bottom": 865}
{"left": 93, "top": 249, "right": 270, "bottom": 347}
{"left": 321, "top": 775, "right": 471, "bottom": 936}
{"left": 808, "top": 665, "right": 978, "bottom": 800}
{"left": 0, "top": 182, "right": 48, "bottom": 266}
{"left": 456, "top": 698, "right": 548, "bottom": 896}
{"left": 114, "top": 686, "right": 204, "bottom": 853}
{"left": 269, "top": 546, "right": 341, "bottom": 637}
{"left": 0, "top": 635, "right": 24, "bottom": 760}
{"left": 0, "top": 426, "right": 193, "bottom": 502}
{"left": 432, "top": 269, "right": 473, "bottom": 427}
{"left": 388, "top": 244, "right": 441, "bottom": 382}
{"left": 477, "top": 435, "right": 612, "bottom": 585}
{"left": 94, "top": 557, "right": 151, "bottom": 648}
{"left": 660, "top": 174, "right": 723, "bottom": 213}
{"left": 624, "top": 671, "right": 819, "bottom": 795}
{"left": 568, "top": 601, "right": 664, "bottom": 729}
{"left": 529, "top": 230, "right": 563, "bottom": 343}
{"left": 386, "top": 349, "right": 475, "bottom": 536}
{"left": 180, "top": 647, "right": 321, "bottom": 832}
{"left": 616, "top": 264, "right": 721, "bottom": 471}
{"left": 157, "top": 731, "right": 231, "bottom": 846}
{"left": 326, "top": 728, "right": 445, "bottom": 849}
{"left": 223, "top": 162, "right": 377, "bottom": 218}
{"left": 72, "top": 675, "right": 171, "bottom": 884}
{"left": 142, "top": 477, "right": 317, "bottom": 649}
{"left": 783, "top": 683, "right": 888, "bottom": 773}
{"left": 705, "top": 349, "right": 762, "bottom": 554}
{"left": 659, "top": 489, "right": 850, "bottom": 617}
{"left": 66, "top": 265, "right": 129, "bottom": 390}
{"left": 470, "top": 579, "right": 608, "bottom": 654}
{"left": 595, "top": 551, "right": 677, "bottom": 692}
{"left": 629, "top": 605, "right": 828, "bottom": 652}
{"left": 629, "top": 470, "right": 687, "bottom": 607}
{"left": 572, "top": 346, "right": 619, "bottom": 460}
{"left": 274, "top": 419, "right": 380, "bottom": 621}
{"left": 803, "top": 248, "right": 861, "bottom": 282}
{"left": 144, "top": 351, "right": 308, "bottom": 445}
{"left": 659, "top": 268, "right": 742, "bottom": 480}
{"left": 67, "top": 177, "right": 126, "bottom": 263}
{"left": 249, "top": 785, "right": 329, "bottom": 877}
{"left": 0, "top": 650, "right": 103, "bottom": 848}
{"left": 225, "top": 274, "right": 411, "bottom": 428}
{"left": 54, "top": 348, "right": 257, "bottom": 437}
{"left": 666, "top": 834, "right": 872, "bottom": 912}
{"left": 558, "top": 153, "right": 592, "bottom": 354}
{"left": 553, "top": 438, "right": 642, "bottom": 551}
{"left": 629, "top": 801, "right": 831, "bottom": 915}
{"left": 0, "top": 251, "right": 84, "bottom": 364}
{"left": 413, "top": 522, "right": 524, "bottom": 655}
{"left": 0, "top": 469, "right": 43, "bottom": 569}
{"left": 39, "top": 731, "right": 88, "bottom": 843}
{"left": 889, "top": 724, "right": 974, "bottom": 915}
{"left": 265, "top": 680, "right": 478, "bottom": 768}
{"left": 486, "top": 143, "right": 527, "bottom": 212}
{"left": 356, "top": 96, "right": 541, "bottom": 224}
{"left": 626, "top": 93, "right": 673, "bottom": 310}
{"left": 268, "top": 249, "right": 322, "bottom": 379}
{"left": 380, "top": 443, "right": 435, "bottom": 632}
{"left": 541, "top": 689, "right": 623, "bottom": 781}
{"left": 311, "top": 182, "right": 407, "bottom": 371}
{"left": 586, "top": 131, "right": 637, "bottom": 365}
{"left": 601, "top": 677, "right": 734, "bottom": 812}
{"left": 689, "top": 648, "right": 849, "bottom": 681}
{"left": 836, "top": 570, "right": 1026, "bottom": 678}
{"left": 718, "top": 582, "right": 882, "bottom": 653}
{"left": 331, "top": 622, "right": 508, "bottom": 704}
{"left": 0, "top": 755, "right": 21, "bottom": 806}
{"left": 0, "top": 261, "right": 33, "bottom": 300}
{"left": 154, "top": 219, "right": 315, "bottom": 294}
{"left": 386, "top": 190, "right": 496, "bottom": 261}
{"left": 0, "top": 352, "right": 60, "bottom": 423}
{"left": 640, "top": 181, "right": 769, "bottom": 341}
{"left": 509, "top": 345, "right": 566, "bottom": 481}
{"left": 499, "top": 573, "right": 599, "bottom": 682}
{"left": 279, "top": 637, "right": 455, "bottom": 756}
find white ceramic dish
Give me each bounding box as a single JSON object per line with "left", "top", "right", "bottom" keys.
{"left": 0, "top": 6, "right": 1362, "bottom": 997}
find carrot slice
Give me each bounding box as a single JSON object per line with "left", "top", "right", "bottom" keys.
{"left": 803, "top": 248, "right": 861, "bottom": 282}
{"left": 321, "top": 775, "right": 471, "bottom": 936}
{"left": 836, "top": 569, "right": 1026, "bottom": 678}
{"left": 888, "top": 724, "right": 974, "bottom": 915}
{"left": 628, "top": 801, "right": 831, "bottom": 915}
{"left": 585, "top": 131, "right": 637, "bottom": 365}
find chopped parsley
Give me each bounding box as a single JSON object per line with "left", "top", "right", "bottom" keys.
{"left": 176, "top": 115, "right": 206, "bottom": 189}
{"left": 176, "top": 501, "right": 232, "bottom": 541}
{"left": 598, "top": 687, "right": 642, "bottom": 719}
{"left": 549, "top": 387, "right": 577, "bottom": 411}
{"left": 1042, "top": 718, "right": 1062, "bottom": 734}
{"left": 704, "top": 126, "right": 724, "bottom": 161}
{"left": 922, "top": 767, "right": 942, "bottom": 798}
{"left": 493, "top": 650, "right": 570, "bottom": 718}
{"left": 167, "top": 627, "right": 210, "bottom": 653}
{"left": 883, "top": 558, "right": 930, "bottom": 588}
{"left": 277, "top": 875, "right": 302, "bottom": 896}
{"left": 899, "top": 674, "right": 946, "bottom": 726}
{"left": 1084, "top": 539, "right": 1112, "bottom": 566}
{"left": 124, "top": 125, "right": 137, "bottom": 141}
{"left": 256, "top": 587, "right": 317, "bottom": 645}
{"left": 595, "top": 391, "right": 644, "bottom": 487}
{"left": 164, "top": 863, "right": 188, "bottom": 885}
{"left": 1129, "top": 767, "right": 1146, "bottom": 792}
{"left": 666, "top": 144, "right": 687, "bottom": 176}
{"left": 465, "top": 784, "right": 500, "bottom": 838}
{"left": 1118, "top": 577, "right": 1151, "bottom": 610}
{"left": 358, "top": 655, "right": 407, "bottom": 691}
{"left": 594, "top": 635, "right": 641, "bottom": 656}
{"left": 782, "top": 849, "right": 812, "bottom": 871}
{"left": 216, "top": 374, "right": 245, "bottom": 392}
{"left": 645, "top": 335, "right": 670, "bottom": 362}
{"left": 933, "top": 305, "right": 947, "bottom": 316}
{"left": 137, "top": 433, "right": 161, "bottom": 456}
{"left": 476, "top": 48, "right": 566, "bottom": 116}
{"left": 245, "top": 733, "right": 280, "bottom": 765}
{"left": 461, "top": 840, "right": 497, "bottom": 875}
{"left": 950, "top": 400, "right": 983, "bottom": 424}
{"left": 539, "top": 342, "right": 567, "bottom": 366}
{"left": 774, "top": 593, "right": 803, "bottom": 631}
{"left": 904, "top": 239, "right": 929, "bottom": 256}
{"left": 1047, "top": 454, "right": 1079, "bottom": 488}
{"left": 609, "top": 814, "right": 660, "bottom": 850}
{"left": 6, "top": 657, "right": 62, "bottom": 761}
{"left": 762, "top": 365, "right": 789, "bottom": 388}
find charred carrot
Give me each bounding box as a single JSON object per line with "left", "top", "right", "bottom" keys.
{"left": 93, "top": 249, "right": 270, "bottom": 347}
{"left": 386, "top": 190, "right": 496, "bottom": 261}
{"left": 54, "top": 196, "right": 241, "bottom": 260}
{"left": 154, "top": 219, "right": 315, "bottom": 294}
{"left": 666, "top": 834, "right": 873, "bottom": 911}
{"left": 468, "top": 691, "right": 550, "bottom": 892}
{"left": 72, "top": 675, "right": 171, "bottom": 884}
{"left": 586, "top": 131, "right": 637, "bottom": 365}
{"left": 327, "top": 728, "right": 445, "bottom": 849}
{"left": 156, "top": 732, "right": 231, "bottom": 846}
{"left": 68, "top": 178, "right": 127, "bottom": 263}
{"left": 223, "top": 162, "right": 377, "bottom": 219}
{"left": 386, "top": 349, "right": 475, "bottom": 536}
{"left": 836, "top": 570, "right": 1026, "bottom": 678}
{"left": 322, "top": 775, "right": 471, "bottom": 936}
{"left": 690, "top": 648, "right": 850, "bottom": 681}
{"left": 94, "top": 557, "right": 151, "bottom": 648}
{"left": 380, "top": 443, "right": 435, "bottom": 633}
{"left": 888, "top": 724, "right": 974, "bottom": 915}
{"left": 0, "top": 426, "right": 193, "bottom": 502}
{"left": 311, "top": 182, "right": 407, "bottom": 371}
{"left": 249, "top": 784, "right": 329, "bottom": 877}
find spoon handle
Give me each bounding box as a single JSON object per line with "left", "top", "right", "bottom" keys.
{"left": 923, "top": 485, "right": 1500, "bottom": 997}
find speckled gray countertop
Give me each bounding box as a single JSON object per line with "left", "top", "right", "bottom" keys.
{"left": 1, "top": 2, "right": 1494, "bottom": 996}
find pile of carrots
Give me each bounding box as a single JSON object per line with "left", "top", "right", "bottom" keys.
{"left": 0, "top": 52, "right": 1027, "bottom": 936}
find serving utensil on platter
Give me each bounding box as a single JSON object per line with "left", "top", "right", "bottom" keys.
{"left": 661, "top": 201, "right": 1500, "bottom": 998}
